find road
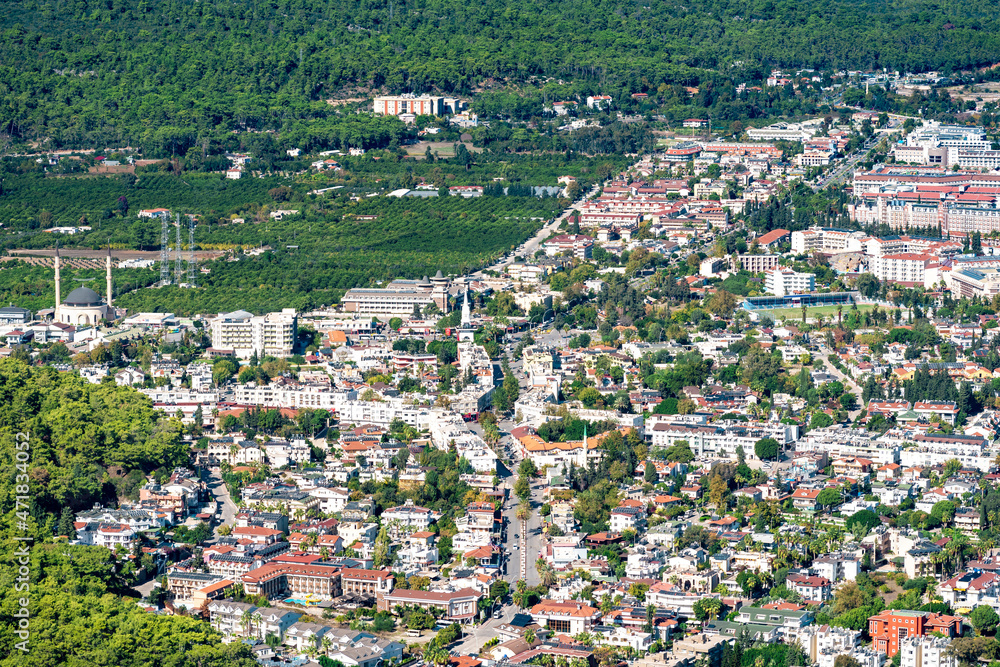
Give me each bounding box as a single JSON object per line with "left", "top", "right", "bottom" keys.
{"left": 812, "top": 137, "right": 880, "bottom": 192}
{"left": 202, "top": 467, "right": 238, "bottom": 544}
{"left": 815, "top": 344, "right": 864, "bottom": 421}
{"left": 451, "top": 603, "right": 521, "bottom": 655}
{"left": 473, "top": 184, "right": 601, "bottom": 276}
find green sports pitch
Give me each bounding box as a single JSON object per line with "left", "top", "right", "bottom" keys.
{"left": 751, "top": 304, "right": 876, "bottom": 319}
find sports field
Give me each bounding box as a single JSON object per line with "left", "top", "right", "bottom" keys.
{"left": 751, "top": 304, "right": 875, "bottom": 320}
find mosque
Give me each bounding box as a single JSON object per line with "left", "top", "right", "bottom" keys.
{"left": 53, "top": 245, "right": 115, "bottom": 326}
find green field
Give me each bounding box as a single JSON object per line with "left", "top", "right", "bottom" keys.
{"left": 751, "top": 304, "right": 875, "bottom": 320}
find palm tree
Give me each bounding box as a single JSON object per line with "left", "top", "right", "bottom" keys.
{"left": 426, "top": 646, "right": 450, "bottom": 666}
{"left": 536, "top": 558, "right": 556, "bottom": 587}
{"left": 240, "top": 609, "right": 253, "bottom": 637}
{"left": 252, "top": 611, "right": 264, "bottom": 640}
{"left": 321, "top": 636, "right": 333, "bottom": 656}
{"left": 516, "top": 503, "right": 533, "bottom": 522}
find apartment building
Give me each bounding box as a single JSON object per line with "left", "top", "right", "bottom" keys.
{"left": 209, "top": 309, "right": 297, "bottom": 359}
{"left": 543, "top": 234, "right": 594, "bottom": 259}
{"left": 791, "top": 227, "right": 865, "bottom": 254}
{"left": 240, "top": 562, "right": 343, "bottom": 600}
{"left": 764, "top": 267, "right": 815, "bottom": 296}
{"left": 377, "top": 587, "right": 483, "bottom": 621}
{"left": 900, "top": 636, "right": 958, "bottom": 667}
{"left": 785, "top": 573, "right": 832, "bottom": 602}
{"left": 340, "top": 568, "right": 394, "bottom": 598}
{"left": 869, "top": 610, "right": 962, "bottom": 657}
{"left": 381, "top": 499, "right": 442, "bottom": 535}
{"left": 736, "top": 254, "right": 781, "bottom": 273}
{"left": 374, "top": 95, "right": 446, "bottom": 116}
{"left": 872, "top": 253, "right": 931, "bottom": 286}
{"left": 939, "top": 570, "right": 1000, "bottom": 607}
{"left": 233, "top": 381, "right": 355, "bottom": 411}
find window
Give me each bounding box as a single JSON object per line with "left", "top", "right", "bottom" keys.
{"left": 549, "top": 619, "right": 572, "bottom": 634}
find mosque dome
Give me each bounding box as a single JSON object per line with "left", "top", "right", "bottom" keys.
{"left": 63, "top": 286, "right": 104, "bottom": 307}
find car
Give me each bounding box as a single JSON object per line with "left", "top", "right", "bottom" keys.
{"left": 493, "top": 611, "right": 503, "bottom": 619}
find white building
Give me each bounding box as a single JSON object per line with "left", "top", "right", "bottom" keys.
{"left": 210, "top": 309, "right": 297, "bottom": 359}
{"left": 872, "top": 253, "right": 932, "bottom": 286}
{"left": 900, "top": 636, "right": 956, "bottom": 667}
{"left": 765, "top": 267, "right": 816, "bottom": 296}
{"left": 374, "top": 95, "right": 447, "bottom": 116}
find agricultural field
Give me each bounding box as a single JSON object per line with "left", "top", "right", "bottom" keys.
{"left": 113, "top": 195, "right": 564, "bottom": 315}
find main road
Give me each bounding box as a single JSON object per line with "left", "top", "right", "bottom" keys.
{"left": 812, "top": 136, "right": 880, "bottom": 192}
{"left": 473, "top": 184, "right": 601, "bottom": 277}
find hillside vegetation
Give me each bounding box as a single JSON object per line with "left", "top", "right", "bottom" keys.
{"left": 1, "top": 0, "right": 999, "bottom": 148}
{"left": 0, "top": 359, "right": 188, "bottom": 539}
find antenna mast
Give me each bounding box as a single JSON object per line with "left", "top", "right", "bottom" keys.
{"left": 187, "top": 216, "right": 196, "bottom": 286}
{"left": 159, "top": 212, "right": 171, "bottom": 285}
{"left": 174, "top": 214, "right": 183, "bottom": 284}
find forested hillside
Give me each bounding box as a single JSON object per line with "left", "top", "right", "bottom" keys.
{"left": 0, "top": 359, "right": 188, "bottom": 540}
{"left": 0, "top": 544, "right": 257, "bottom": 666}
{"left": 1, "top": 0, "right": 999, "bottom": 148}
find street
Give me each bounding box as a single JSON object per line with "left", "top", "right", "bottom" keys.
{"left": 812, "top": 137, "right": 879, "bottom": 191}
{"left": 815, "top": 344, "right": 865, "bottom": 421}
{"left": 202, "top": 467, "right": 238, "bottom": 544}
{"left": 474, "top": 184, "right": 601, "bottom": 277}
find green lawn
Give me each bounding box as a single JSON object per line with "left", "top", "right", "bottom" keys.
{"left": 751, "top": 304, "right": 875, "bottom": 320}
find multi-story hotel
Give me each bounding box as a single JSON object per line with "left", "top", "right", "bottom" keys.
{"left": 209, "top": 309, "right": 297, "bottom": 359}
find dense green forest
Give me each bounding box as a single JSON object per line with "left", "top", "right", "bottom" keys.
{"left": 0, "top": 359, "right": 189, "bottom": 540}
{"left": 0, "top": 544, "right": 257, "bottom": 666}
{"left": 2, "top": 0, "right": 1000, "bottom": 149}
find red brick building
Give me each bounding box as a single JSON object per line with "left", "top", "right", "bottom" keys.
{"left": 868, "top": 610, "right": 962, "bottom": 656}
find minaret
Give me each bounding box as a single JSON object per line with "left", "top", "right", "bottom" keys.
{"left": 54, "top": 243, "right": 61, "bottom": 316}
{"left": 461, "top": 285, "right": 471, "bottom": 326}
{"left": 106, "top": 245, "right": 113, "bottom": 307}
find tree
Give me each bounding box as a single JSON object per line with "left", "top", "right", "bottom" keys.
{"left": 693, "top": 596, "right": 723, "bottom": 621}
{"left": 845, "top": 509, "right": 881, "bottom": 532}
{"left": 834, "top": 656, "right": 861, "bottom": 667}
{"left": 514, "top": 475, "right": 531, "bottom": 502}
{"left": 58, "top": 506, "right": 77, "bottom": 538}
{"left": 971, "top": 605, "right": 999, "bottom": 635}
{"left": 754, "top": 437, "right": 779, "bottom": 461}
{"left": 816, "top": 487, "right": 842, "bottom": 510}
{"left": 373, "top": 524, "right": 392, "bottom": 568}
{"left": 707, "top": 290, "right": 738, "bottom": 317}
{"left": 644, "top": 461, "right": 657, "bottom": 484}
{"left": 709, "top": 474, "right": 728, "bottom": 511}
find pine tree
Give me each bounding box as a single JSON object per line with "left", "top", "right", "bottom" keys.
{"left": 373, "top": 525, "right": 391, "bottom": 568}
{"left": 58, "top": 506, "right": 76, "bottom": 538}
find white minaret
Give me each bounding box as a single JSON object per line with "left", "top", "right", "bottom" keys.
{"left": 460, "top": 284, "right": 472, "bottom": 327}
{"left": 54, "top": 243, "right": 61, "bottom": 318}
{"left": 106, "top": 245, "right": 113, "bottom": 307}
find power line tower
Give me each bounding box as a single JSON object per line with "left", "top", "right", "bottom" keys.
{"left": 174, "top": 214, "right": 183, "bottom": 285}
{"left": 187, "top": 216, "right": 196, "bottom": 286}
{"left": 159, "top": 212, "right": 171, "bottom": 285}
